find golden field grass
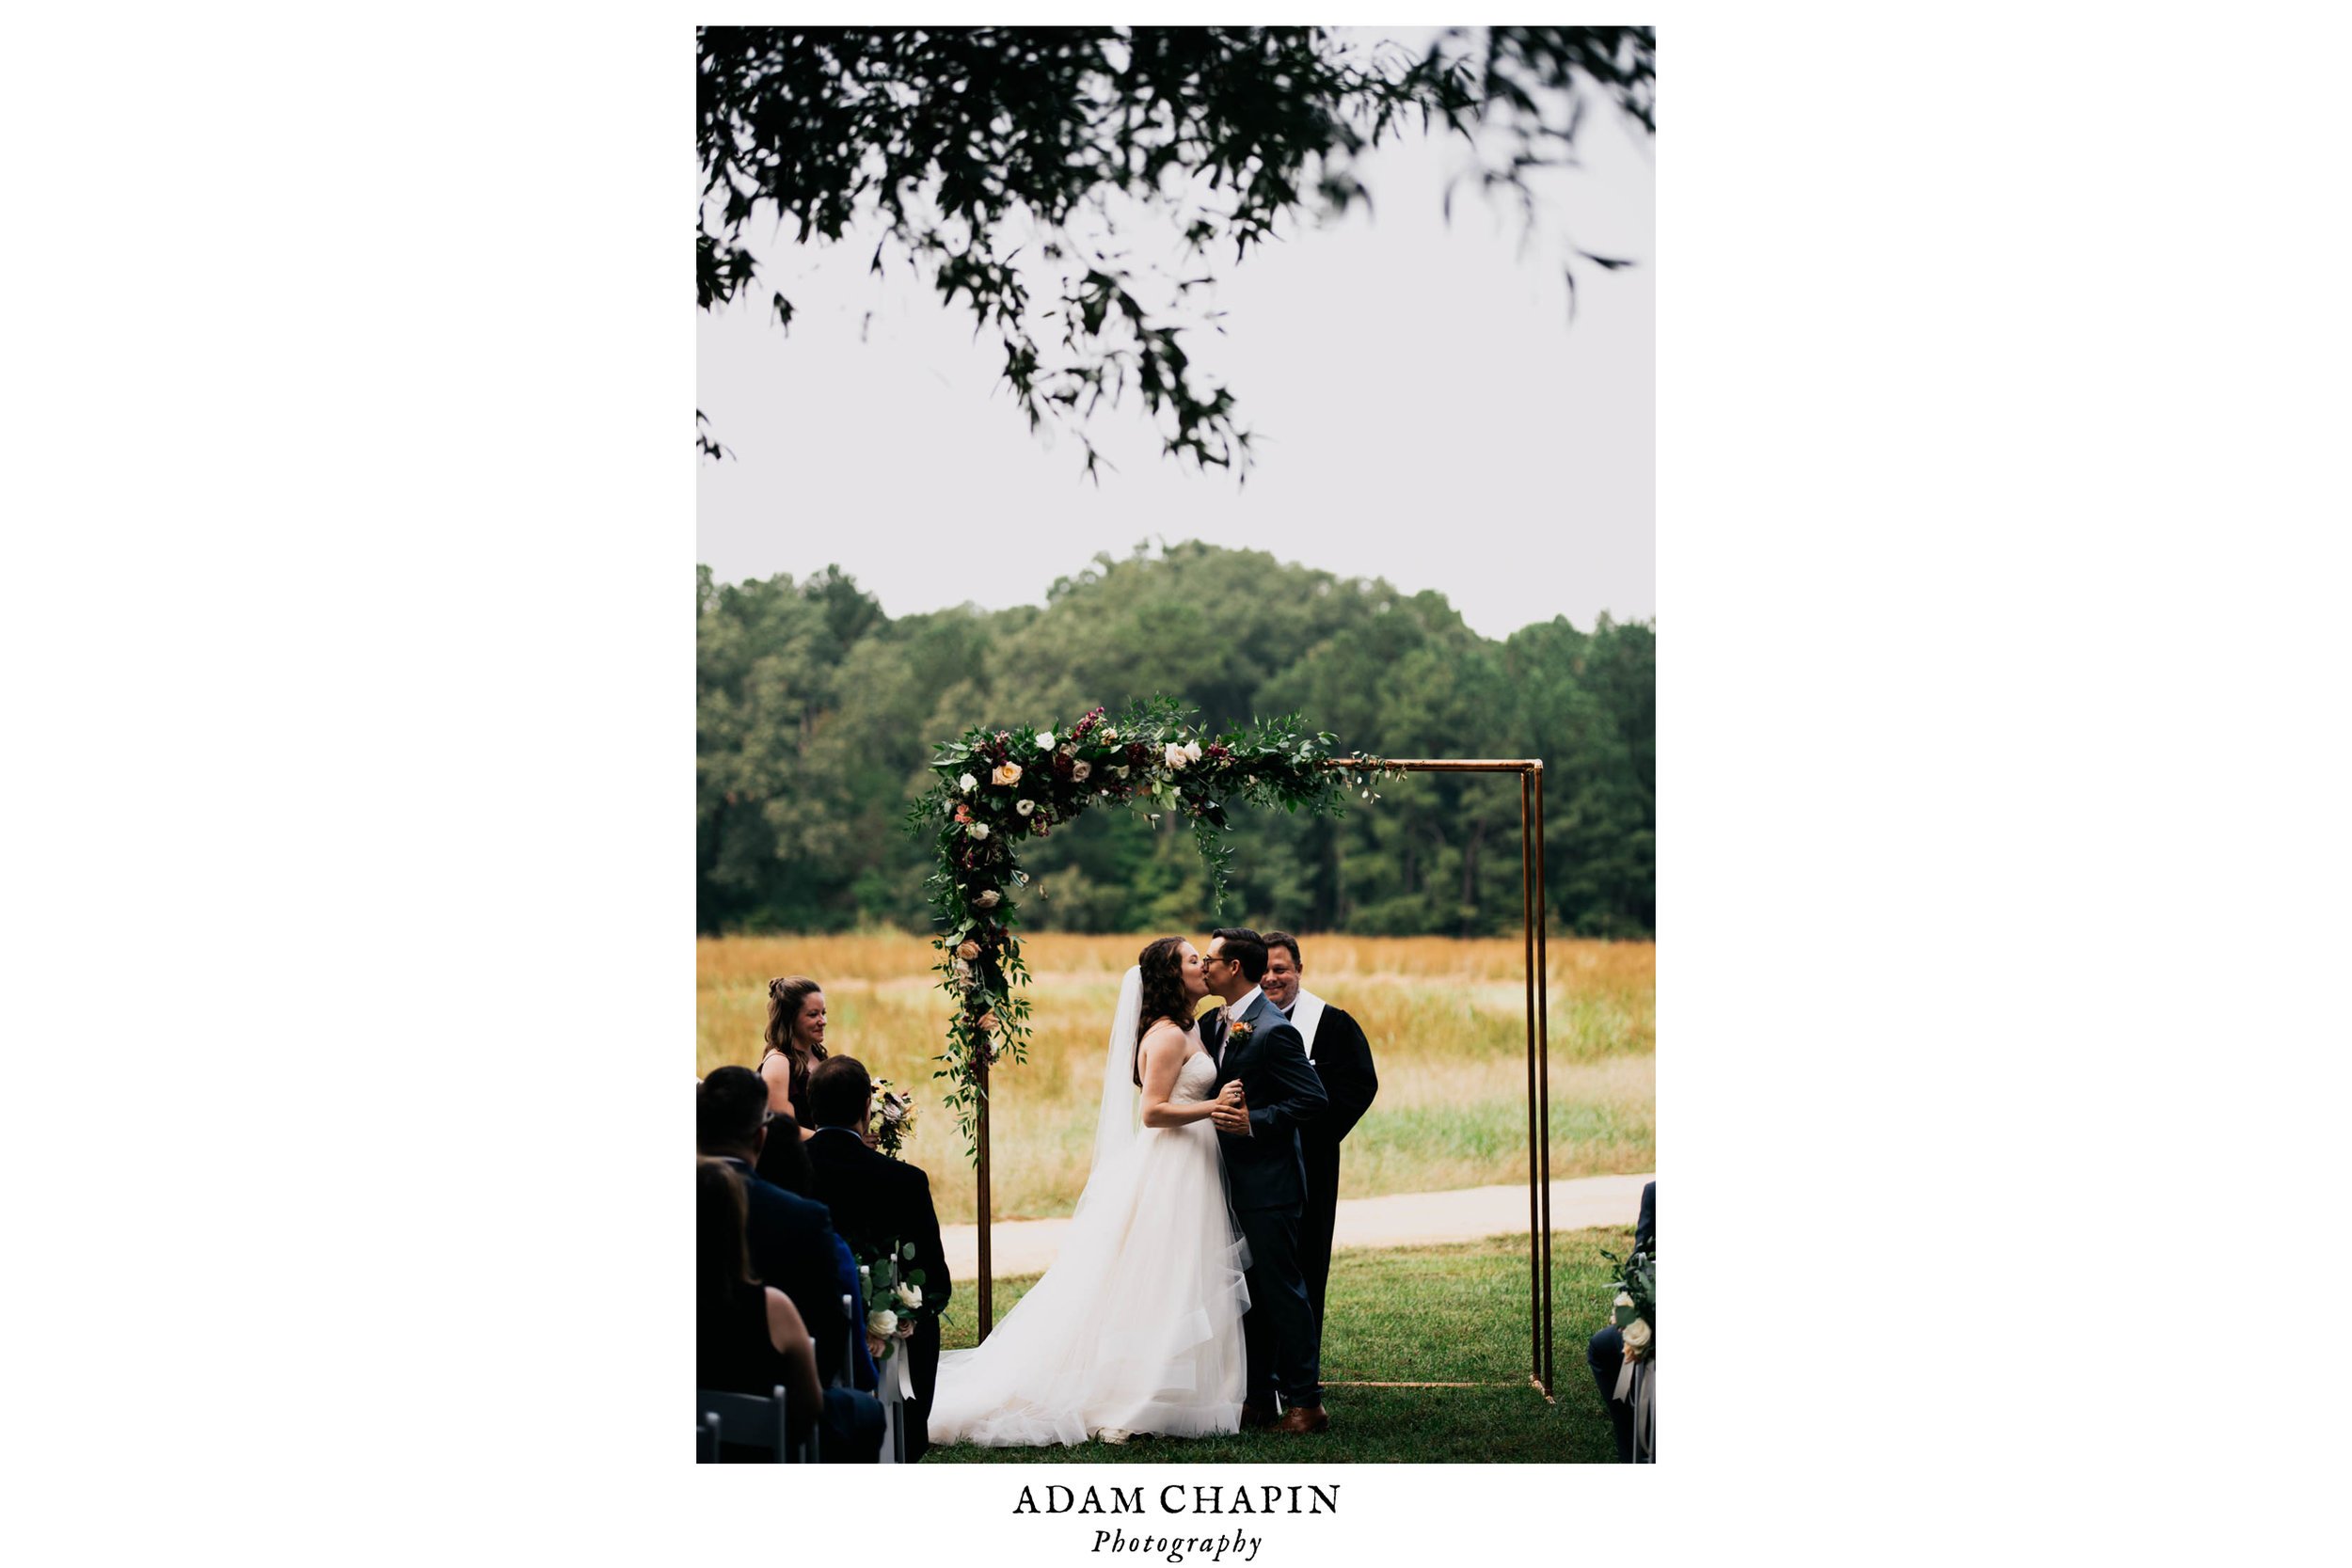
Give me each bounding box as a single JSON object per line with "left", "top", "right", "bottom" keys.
{"left": 697, "top": 931, "right": 1654, "bottom": 1225}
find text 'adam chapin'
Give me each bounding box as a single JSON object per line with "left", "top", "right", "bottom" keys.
{"left": 1012, "top": 1483, "right": 1340, "bottom": 1516}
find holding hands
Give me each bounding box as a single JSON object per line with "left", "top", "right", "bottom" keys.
{"left": 1210, "top": 1080, "right": 1250, "bottom": 1135}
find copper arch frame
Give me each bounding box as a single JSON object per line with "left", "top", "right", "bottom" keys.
{"left": 971, "top": 757, "right": 1558, "bottom": 1400}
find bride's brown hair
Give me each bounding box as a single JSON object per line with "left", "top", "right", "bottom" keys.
{"left": 1133, "top": 936, "right": 1194, "bottom": 1085}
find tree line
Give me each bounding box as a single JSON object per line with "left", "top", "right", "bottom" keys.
{"left": 698, "top": 542, "right": 1653, "bottom": 939}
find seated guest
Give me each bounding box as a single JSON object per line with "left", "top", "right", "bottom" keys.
{"left": 804, "top": 1055, "right": 951, "bottom": 1462}
{"left": 754, "top": 1104, "right": 818, "bottom": 1196}
{"left": 697, "top": 1158, "right": 823, "bottom": 1460}
{"left": 698, "top": 1068, "right": 878, "bottom": 1395}
{"left": 1586, "top": 1180, "right": 1656, "bottom": 1463}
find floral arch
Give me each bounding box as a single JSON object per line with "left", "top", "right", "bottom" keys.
{"left": 904, "top": 695, "right": 1564, "bottom": 1395}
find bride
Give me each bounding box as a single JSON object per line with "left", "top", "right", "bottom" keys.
{"left": 926, "top": 936, "right": 1251, "bottom": 1446}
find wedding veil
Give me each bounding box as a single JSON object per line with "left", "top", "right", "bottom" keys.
{"left": 1091, "top": 965, "right": 1144, "bottom": 1176}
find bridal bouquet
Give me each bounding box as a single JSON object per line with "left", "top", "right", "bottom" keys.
{"left": 869, "top": 1077, "right": 917, "bottom": 1160}
{"left": 1600, "top": 1242, "right": 1656, "bottom": 1362}
{"left": 858, "top": 1239, "right": 935, "bottom": 1366}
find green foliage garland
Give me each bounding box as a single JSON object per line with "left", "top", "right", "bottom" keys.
{"left": 904, "top": 695, "right": 1391, "bottom": 1158}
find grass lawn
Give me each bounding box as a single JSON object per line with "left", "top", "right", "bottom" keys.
{"left": 922, "top": 1226, "right": 1635, "bottom": 1464}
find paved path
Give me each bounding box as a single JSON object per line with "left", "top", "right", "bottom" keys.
{"left": 941, "top": 1171, "right": 1654, "bottom": 1281}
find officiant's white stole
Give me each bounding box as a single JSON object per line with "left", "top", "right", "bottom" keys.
{"left": 1290, "top": 990, "right": 1327, "bottom": 1060}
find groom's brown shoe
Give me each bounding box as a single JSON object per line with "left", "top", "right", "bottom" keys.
{"left": 1273, "top": 1404, "right": 1328, "bottom": 1434}
{"left": 1239, "top": 1402, "right": 1278, "bottom": 1430}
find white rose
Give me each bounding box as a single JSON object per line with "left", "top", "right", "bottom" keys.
{"left": 882, "top": 1096, "right": 907, "bottom": 1123}
{"left": 1016, "top": 799, "right": 1035, "bottom": 816}
{"left": 896, "top": 1283, "right": 922, "bottom": 1309}
{"left": 969, "top": 822, "right": 990, "bottom": 840}
{"left": 1183, "top": 739, "right": 1202, "bottom": 762}
{"left": 1622, "top": 1318, "right": 1651, "bottom": 1351}
{"left": 976, "top": 890, "right": 1001, "bottom": 909}
{"left": 1037, "top": 731, "right": 1055, "bottom": 751}
{"left": 1072, "top": 760, "right": 1091, "bottom": 782}
{"left": 1103, "top": 728, "right": 1118, "bottom": 740}
{"left": 1614, "top": 1291, "right": 1635, "bottom": 1309}
{"left": 957, "top": 772, "right": 976, "bottom": 794}
{"left": 867, "top": 1308, "right": 898, "bottom": 1337}
{"left": 1163, "top": 742, "right": 1188, "bottom": 769}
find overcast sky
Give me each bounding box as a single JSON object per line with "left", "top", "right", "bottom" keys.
{"left": 696, "top": 67, "right": 1654, "bottom": 642}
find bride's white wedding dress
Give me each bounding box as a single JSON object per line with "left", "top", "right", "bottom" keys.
{"left": 927, "top": 971, "right": 1250, "bottom": 1447}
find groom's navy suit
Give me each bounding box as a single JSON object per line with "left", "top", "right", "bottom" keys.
{"left": 1208, "top": 990, "right": 1329, "bottom": 1410}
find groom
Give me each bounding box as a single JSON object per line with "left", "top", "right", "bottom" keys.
{"left": 1202, "top": 927, "right": 1331, "bottom": 1434}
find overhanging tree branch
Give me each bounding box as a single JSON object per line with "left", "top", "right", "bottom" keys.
{"left": 697, "top": 26, "right": 1656, "bottom": 473}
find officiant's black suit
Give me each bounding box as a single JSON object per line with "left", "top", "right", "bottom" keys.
{"left": 806, "top": 1128, "right": 951, "bottom": 1461}
{"left": 1208, "top": 991, "right": 1329, "bottom": 1411}
{"left": 1287, "top": 1003, "right": 1378, "bottom": 1334}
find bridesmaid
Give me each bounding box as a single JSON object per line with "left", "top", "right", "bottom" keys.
{"left": 758, "top": 975, "right": 828, "bottom": 1132}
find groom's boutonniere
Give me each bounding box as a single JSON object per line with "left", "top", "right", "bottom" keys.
{"left": 1226, "top": 1020, "right": 1255, "bottom": 1050}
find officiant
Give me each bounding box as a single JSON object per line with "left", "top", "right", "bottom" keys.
{"left": 1260, "top": 932, "right": 1378, "bottom": 1334}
